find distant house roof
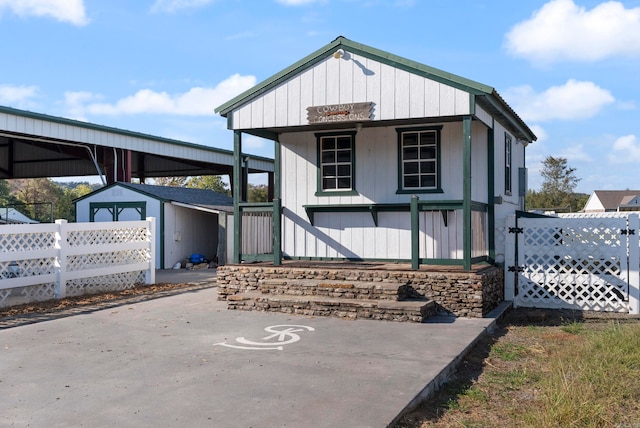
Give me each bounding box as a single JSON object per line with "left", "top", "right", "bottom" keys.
{"left": 587, "top": 190, "right": 640, "bottom": 212}
{"left": 0, "top": 207, "right": 39, "bottom": 224}
{"left": 74, "top": 182, "right": 234, "bottom": 212}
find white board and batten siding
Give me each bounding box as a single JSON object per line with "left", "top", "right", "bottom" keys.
{"left": 164, "top": 204, "right": 219, "bottom": 268}
{"left": 279, "top": 120, "right": 489, "bottom": 260}
{"left": 231, "top": 54, "right": 472, "bottom": 130}
{"left": 75, "top": 186, "right": 164, "bottom": 267}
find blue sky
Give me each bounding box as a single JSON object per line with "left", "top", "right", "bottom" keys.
{"left": 1, "top": 0, "right": 639, "bottom": 194}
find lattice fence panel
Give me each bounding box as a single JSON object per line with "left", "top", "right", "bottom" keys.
{"left": 67, "top": 249, "right": 149, "bottom": 272}
{"left": 21, "top": 283, "right": 56, "bottom": 302}
{"left": 66, "top": 227, "right": 148, "bottom": 247}
{"left": 0, "top": 231, "right": 56, "bottom": 253}
{"left": 516, "top": 216, "right": 629, "bottom": 312}
{"left": 66, "top": 271, "right": 146, "bottom": 297}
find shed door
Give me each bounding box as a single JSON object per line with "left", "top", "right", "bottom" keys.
{"left": 90, "top": 202, "right": 146, "bottom": 222}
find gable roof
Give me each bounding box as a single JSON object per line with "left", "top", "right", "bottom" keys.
{"left": 74, "top": 182, "right": 233, "bottom": 211}
{"left": 215, "top": 36, "right": 536, "bottom": 142}
{"left": 592, "top": 190, "right": 640, "bottom": 210}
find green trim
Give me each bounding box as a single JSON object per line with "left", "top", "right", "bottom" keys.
{"left": 487, "top": 125, "right": 496, "bottom": 263}
{"left": 471, "top": 201, "right": 488, "bottom": 212}
{"left": 504, "top": 132, "right": 512, "bottom": 195}
{"left": 302, "top": 200, "right": 469, "bottom": 226}
{"left": 239, "top": 254, "right": 274, "bottom": 262}
{"left": 315, "top": 190, "right": 359, "bottom": 197}
{"left": 395, "top": 189, "right": 444, "bottom": 195}
{"left": 476, "top": 94, "right": 537, "bottom": 143}
{"left": 396, "top": 125, "right": 443, "bottom": 193}
{"left": 215, "top": 36, "right": 494, "bottom": 116}
{"left": 233, "top": 131, "right": 242, "bottom": 264}
{"left": 273, "top": 135, "right": 282, "bottom": 265}
{"left": 89, "top": 202, "right": 146, "bottom": 221}
{"left": 462, "top": 116, "right": 472, "bottom": 271}
{"left": 316, "top": 131, "right": 357, "bottom": 195}
{"left": 280, "top": 256, "right": 488, "bottom": 266}
{"left": 411, "top": 195, "right": 419, "bottom": 270}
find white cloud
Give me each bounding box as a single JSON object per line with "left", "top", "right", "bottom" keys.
{"left": 151, "top": 0, "right": 215, "bottom": 13}
{"left": 503, "top": 79, "right": 614, "bottom": 122}
{"left": 0, "top": 0, "right": 89, "bottom": 26}
{"left": 69, "top": 74, "right": 256, "bottom": 117}
{"left": 505, "top": 0, "right": 640, "bottom": 63}
{"left": 558, "top": 144, "right": 593, "bottom": 162}
{"left": 609, "top": 134, "right": 640, "bottom": 163}
{"left": 243, "top": 135, "right": 267, "bottom": 150}
{"left": 529, "top": 124, "right": 548, "bottom": 143}
{"left": 0, "top": 84, "right": 39, "bottom": 108}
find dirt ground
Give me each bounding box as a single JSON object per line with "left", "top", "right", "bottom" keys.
{"left": 0, "top": 282, "right": 209, "bottom": 328}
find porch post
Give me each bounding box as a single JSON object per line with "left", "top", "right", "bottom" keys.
{"left": 487, "top": 126, "right": 496, "bottom": 263}
{"left": 411, "top": 195, "right": 419, "bottom": 270}
{"left": 273, "top": 136, "right": 282, "bottom": 265}
{"left": 463, "top": 116, "right": 472, "bottom": 271}
{"left": 233, "top": 131, "right": 242, "bottom": 264}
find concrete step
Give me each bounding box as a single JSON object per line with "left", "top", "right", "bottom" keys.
{"left": 227, "top": 291, "right": 435, "bottom": 323}
{"left": 259, "top": 278, "right": 410, "bottom": 301}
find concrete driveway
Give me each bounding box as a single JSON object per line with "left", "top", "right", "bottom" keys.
{"left": 1, "top": 280, "right": 506, "bottom": 428}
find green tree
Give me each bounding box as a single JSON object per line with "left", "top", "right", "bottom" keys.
{"left": 187, "top": 175, "right": 230, "bottom": 195}
{"left": 9, "top": 178, "right": 63, "bottom": 222}
{"left": 248, "top": 184, "right": 269, "bottom": 202}
{"left": 526, "top": 156, "right": 584, "bottom": 212}
{"left": 152, "top": 177, "right": 188, "bottom": 187}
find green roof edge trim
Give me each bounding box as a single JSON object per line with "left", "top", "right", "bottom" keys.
{"left": 215, "top": 36, "right": 495, "bottom": 116}
{"left": 0, "top": 104, "right": 274, "bottom": 164}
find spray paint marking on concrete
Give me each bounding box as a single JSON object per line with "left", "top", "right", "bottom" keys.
{"left": 214, "top": 325, "right": 315, "bottom": 350}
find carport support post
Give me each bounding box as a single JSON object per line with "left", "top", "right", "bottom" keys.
{"left": 629, "top": 213, "right": 640, "bottom": 314}
{"left": 233, "top": 131, "right": 242, "bottom": 264}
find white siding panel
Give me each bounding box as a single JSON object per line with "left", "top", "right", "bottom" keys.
{"left": 394, "top": 69, "right": 411, "bottom": 119}
{"left": 471, "top": 121, "right": 489, "bottom": 203}
{"left": 299, "top": 69, "right": 314, "bottom": 124}
{"left": 338, "top": 56, "right": 354, "bottom": 104}
{"left": 424, "top": 79, "right": 440, "bottom": 116}
{"left": 262, "top": 89, "right": 277, "bottom": 128}
{"left": 474, "top": 103, "right": 492, "bottom": 128}
{"left": 366, "top": 59, "right": 381, "bottom": 120}
{"left": 326, "top": 57, "right": 341, "bottom": 105}
{"left": 439, "top": 84, "right": 456, "bottom": 116}
{"left": 454, "top": 90, "right": 471, "bottom": 115}
{"left": 275, "top": 84, "right": 288, "bottom": 127}
{"left": 379, "top": 63, "right": 396, "bottom": 120}
{"left": 313, "top": 60, "right": 327, "bottom": 106}
{"left": 409, "top": 73, "right": 425, "bottom": 118}
{"left": 251, "top": 96, "right": 264, "bottom": 128}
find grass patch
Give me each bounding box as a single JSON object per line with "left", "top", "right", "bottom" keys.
{"left": 397, "top": 311, "right": 640, "bottom": 428}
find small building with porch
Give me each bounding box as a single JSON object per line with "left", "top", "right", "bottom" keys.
{"left": 214, "top": 36, "right": 536, "bottom": 318}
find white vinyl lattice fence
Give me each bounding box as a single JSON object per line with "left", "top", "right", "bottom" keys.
{"left": 0, "top": 218, "right": 155, "bottom": 307}
{"left": 505, "top": 213, "right": 640, "bottom": 314}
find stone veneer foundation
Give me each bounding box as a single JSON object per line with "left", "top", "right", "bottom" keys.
{"left": 217, "top": 264, "right": 504, "bottom": 317}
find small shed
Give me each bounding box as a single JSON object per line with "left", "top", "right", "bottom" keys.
{"left": 74, "top": 182, "right": 233, "bottom": 268}
{"left": 215, "top": 36, "right": 537, "bottom": 270}
{"left": 0, "top": 207, "right": 39, "bottom": 224}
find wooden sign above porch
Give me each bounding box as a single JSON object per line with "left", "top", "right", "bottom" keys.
{"left": 306, "top": 102, "right": 373, "bottom": 124}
